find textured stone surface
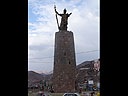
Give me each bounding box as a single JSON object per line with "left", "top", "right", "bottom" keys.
{"left": 53, "top": 30, "right": 76, "bottom": 93}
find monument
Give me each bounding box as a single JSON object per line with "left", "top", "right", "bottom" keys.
{"left": 53, "top": 5, "right": 76, "bottom": 93}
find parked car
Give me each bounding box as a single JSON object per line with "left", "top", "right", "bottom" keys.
{"left": 81, "top": 92, "right": 89, "bottom": 96}
{"left": 63, "top": 93, "right": 80, "bottom": 96}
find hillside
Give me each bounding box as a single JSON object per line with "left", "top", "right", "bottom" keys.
{"left": 28, "top": 71, "right": 52, "bottom": 87}
{"left": 28, "top": 59, "right": 100, "bottom": 88}
{"left": 76, "top": 60, "right": 99, "bottom": 84}
{"left": 28, "top": 71, "right": 44, "bottom": 81}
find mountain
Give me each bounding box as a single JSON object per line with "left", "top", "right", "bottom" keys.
{"left": 28, "top": 71, "right": 44, "bottom": 81}
{"left": 28, "top": 71, "right": 53, "bottom": 87}
{"left": 40, "top": 73, "right": 47, "bottom": 75}
{"left": 76, "top": 59, "right": 100, "bottom": 88}
{"left": 39, "top": 71, "right": 53, "bottom": 75}
{"left": 28, "top": 59, "right": 100, "bottom": 88}
{"left": 47, "top": 70, "right": 53, "bottom": 74}
{"left": 28, "top": 71, "right": 45, "bottom": 87}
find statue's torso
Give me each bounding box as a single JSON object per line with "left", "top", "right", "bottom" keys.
{"left": 61, "top": 14, "right": 69, "bottom": 24}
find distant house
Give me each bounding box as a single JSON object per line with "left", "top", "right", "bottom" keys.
{"left": 75, "top": 59, "right": 100, "bottom": 90}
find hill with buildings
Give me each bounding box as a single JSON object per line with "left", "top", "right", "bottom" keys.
{"left": 28, "top": 59, "right": 100, "bottom": 88}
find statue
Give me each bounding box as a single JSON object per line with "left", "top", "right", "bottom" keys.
{"left": 54, "top": 5, "right": 72, "bottom": 31}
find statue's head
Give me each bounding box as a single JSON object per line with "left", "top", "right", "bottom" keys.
{"left": 63, "top": 8, "right": 67, "bottom": 14}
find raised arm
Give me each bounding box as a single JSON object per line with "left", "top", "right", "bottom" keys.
{"left": 68, "top": 12, "right": 72, "bottom": 17}
{"left": 55, "top": 8, "right": 59, "bottom": 15}
{"left": 54, "top": 6, "right": 62, "bottom": 16}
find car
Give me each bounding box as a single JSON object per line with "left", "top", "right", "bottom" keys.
{"left": 63, "top": 93, "right": 80, "bottom": 96}
{"left": 82, "top": 92, "right": 89, "bottom": 95}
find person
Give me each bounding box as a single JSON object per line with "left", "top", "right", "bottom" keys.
{"left": 86, "top": 92, "right": 89, "bottom": 96}
{"left": 90, "top": 92, "right": 95, "bottom": 96}
{"left": 79, "top": 88, "right": 82, "bottom": 94}
{"left": 54, "top": 6, "right": 72, "bottom": 31}
{"left": 97, "top": 92, "right": 100, "bottom": 96}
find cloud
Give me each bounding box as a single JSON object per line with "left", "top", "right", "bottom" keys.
{"left": 28, "top": 0, "right": 100, "bottom": 72}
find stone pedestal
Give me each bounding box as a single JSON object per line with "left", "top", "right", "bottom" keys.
{"left": 53, "top": 30, "right": 76, "bottom": 93}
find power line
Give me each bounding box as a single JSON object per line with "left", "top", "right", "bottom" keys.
{"left": 28, "top": 50, "right": 100, "bottom": 60}
{"left": 28, "top": 58, "right": 99, "bottom": 64}
{"left": 76, "top": 50, "right": 99, "bottom": 54}
{"left": 29, "top": 56, "right": 54, "bottom": 59}
{"left": 29, "top": 62, "right": 53, "bottom": 63}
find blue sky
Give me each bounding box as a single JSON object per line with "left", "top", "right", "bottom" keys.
{"left": 28, "top": 0, "right": 100, "bottom": 73}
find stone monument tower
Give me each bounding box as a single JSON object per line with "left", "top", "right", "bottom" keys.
{"left": 53, "top": 6, "right": 76, "bottom": 93}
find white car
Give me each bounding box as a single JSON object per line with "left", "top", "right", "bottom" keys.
{"left": 63, "top": 93, "right": 80, "bottom": 96}
{"left": 81, "top": 92, "right": 90, "bottom": 96}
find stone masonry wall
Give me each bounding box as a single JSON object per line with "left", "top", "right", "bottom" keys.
{"left": 53, "top": 31, "right": 76, "bottom": 93}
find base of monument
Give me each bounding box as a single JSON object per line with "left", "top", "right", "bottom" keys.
{"left": 53, "top": 30, "right": 76, "bottom": 93}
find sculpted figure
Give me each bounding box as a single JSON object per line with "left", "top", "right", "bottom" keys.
{"left": 54, "top": 6, "right": 72, "bottom": 31}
